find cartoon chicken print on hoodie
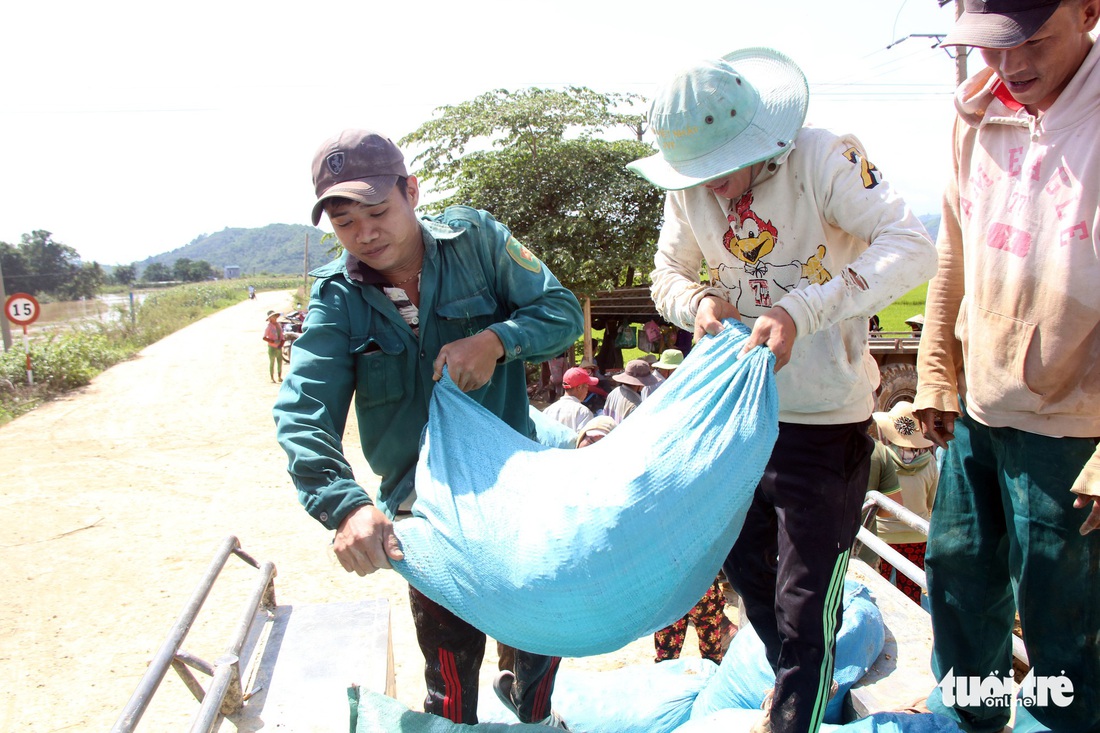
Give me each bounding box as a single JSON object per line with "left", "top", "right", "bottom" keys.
{"left": 714, "top": 190, "right": 831, "bottom": 312}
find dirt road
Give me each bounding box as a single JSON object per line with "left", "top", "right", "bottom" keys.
{"left": 0, "top": 291, "right": 660, "bottom": 731}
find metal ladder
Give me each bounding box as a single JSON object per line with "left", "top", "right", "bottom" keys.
{"left": 110, "top": 536, "right": 277, "bottom": 733}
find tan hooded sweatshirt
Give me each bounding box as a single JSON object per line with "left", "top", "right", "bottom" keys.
{"left": 915, "top": 39, "right": 1100, "bottom": 498}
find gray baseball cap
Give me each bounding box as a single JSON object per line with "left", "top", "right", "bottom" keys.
{"left": 310, "top": 129, "right": 408, "bottom": 225}
{"left": 941, "top": 0, "right": 1061, "bottom": 48}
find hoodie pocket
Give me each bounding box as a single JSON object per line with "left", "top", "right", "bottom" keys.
{"left": 961, "top": 305, "right": 1042, "bottom": 413}
{"left": 351, "top": 332, "right": 406, "bottom": 407}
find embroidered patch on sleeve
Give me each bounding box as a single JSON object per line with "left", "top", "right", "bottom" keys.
{"left": 842, "top": 146, "right": 882, "bottom": 189}
{"left": 506, "top": 236, "right": 542, "bottom": 273}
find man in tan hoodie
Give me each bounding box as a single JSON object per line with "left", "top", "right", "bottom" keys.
{"left": 915, "top": 2, "right": 1100, "bottom": 730}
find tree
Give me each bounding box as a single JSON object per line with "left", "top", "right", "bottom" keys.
{"left": 112, "top": 264, "right": 137, "bottom": 286}
{"left": 4, "top": 230, "right": 85, "bottom": 297}
{"left": 61, "top": 261, "right": 105, "bottom": 300}
{"left": 173, "top": 258, "right": 194, "bottom": 282}
{"left": 400, "top": 87, "right": 664, "bottom": 299}
{"left": 0, "top": 241, "right": 31, "bottom": 296}
{"left": 142, "top": 262, "right": 172, "bottom": 282}
{"left": 0, "top": 231, "right": 106, "bottom": 301}
{"left": 172, "top": 257, "right": 215, "bottom": 282}
{"left": 185, "top": 259, "right": 215, "bottom": 281}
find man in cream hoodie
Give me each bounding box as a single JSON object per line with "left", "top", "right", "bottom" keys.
{"left": 915, "top": 1, "right": 1100, "bottom": 731}
{"left": 630, "top": 48, "right": 937, "bottom": 733}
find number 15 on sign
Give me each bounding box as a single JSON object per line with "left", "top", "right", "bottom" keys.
{"left": 5, "top": 293, "right": 40, "bottom": 385}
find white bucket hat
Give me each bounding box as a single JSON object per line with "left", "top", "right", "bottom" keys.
{"left": 628, "top": 47, "right": 809, "bottom": 190}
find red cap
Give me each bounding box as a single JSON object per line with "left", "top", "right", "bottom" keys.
{"left": 563, "top": 367, "right": 598, "bottom": 388}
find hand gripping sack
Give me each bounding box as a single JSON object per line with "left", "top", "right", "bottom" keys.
{"left": 392, "top": 320, "right": 778, "bottom": 656}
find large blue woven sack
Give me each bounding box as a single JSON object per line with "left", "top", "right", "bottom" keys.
{"left": 527, "top": 404, "right": 578, "bottom": 448}
{"left": 549, "top": 658, "right": 718, "bottom": 733}
{"left": 691, "top": 580, "right": 886, "bottom": 724}
{"left": 352, "top": 688, "right": 546, "bottom": 732}
{"left": 392, "top": 320, "right": 779, "bottom": 656}
{"left": 672, "top": 710, "right": 961, "bottom": 733}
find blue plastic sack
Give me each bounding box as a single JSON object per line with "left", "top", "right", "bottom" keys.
{"left": 672, "top": 710, "right": 961, "bottom": 733}
{"left": 550, "top": 658, "right": 718, "bottom": 733}
{"left": 352, "top": 688, "right": 545, "bottom": 732}
{"left": 353, "top": 661, "right": 718, "bottom": 733}
{"left": 691, "top": 581, "right": 885, "bottom": 724}
{"left": 527, "top": 404, "right": 578, "bottom": 448}
{"left": 392, "top": 320, "right": 779, "bottom": 656}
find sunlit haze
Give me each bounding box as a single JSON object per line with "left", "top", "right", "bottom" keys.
{"left": 0, "top": 0, "right": 963, "bottom": 265}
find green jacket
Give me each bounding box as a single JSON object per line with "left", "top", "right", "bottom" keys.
{"left": 274, "top": 206, "right": 583, "bottom": 529}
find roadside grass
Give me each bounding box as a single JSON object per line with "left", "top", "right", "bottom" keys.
{"left": 876, "top": 282, "right": 928, "bottom": 332}
{"left": 0, "top": 278, "right": 300, "bottom": 425}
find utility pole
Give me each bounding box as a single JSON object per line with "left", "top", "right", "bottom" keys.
{"left": 0, "top": 255, "right": 11, "bottom": 351}
{"left": 303, "top": 233, "right": 310, "bottom": 301}
{"left": 887, "top": 0, "right": 969, "bottom": 87}
{"left": 954, "top": 0, "right": 969, "bottom": 86}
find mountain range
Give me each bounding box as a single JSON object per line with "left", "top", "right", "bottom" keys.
{"left": 137, "top": 223, "right": 339, "bottom": 277}
{"left": 136, "top": 215, "right": 943, "bottom": 278}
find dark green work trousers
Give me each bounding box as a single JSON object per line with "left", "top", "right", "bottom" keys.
{"left": 925, "top": 411, "right": 1099, "bottom": 733}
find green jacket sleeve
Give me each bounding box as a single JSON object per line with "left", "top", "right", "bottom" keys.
{"left": 273, "top": 279, "right": 374, "bottom": 530}
{"left": 448, "top": 208, "right": 583, "bottom": 364}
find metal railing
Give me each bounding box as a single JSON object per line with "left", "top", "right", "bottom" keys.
{"left": 856, "top": 491, "right": 1030, "bottom": 669}
{"left": 110, "top": 536, "right": 277, "bottom": 733}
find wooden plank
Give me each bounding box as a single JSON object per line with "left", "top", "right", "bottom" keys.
{"left": 844, "top": 560, "right": 936, "bottom": 720}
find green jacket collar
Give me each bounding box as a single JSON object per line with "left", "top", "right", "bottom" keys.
{"left": 308, "top": 213, "right": 465, "bottom": 281}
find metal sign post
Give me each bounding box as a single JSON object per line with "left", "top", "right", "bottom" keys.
{"left": 5, "top": 292, "right": 40, "bottom": 385}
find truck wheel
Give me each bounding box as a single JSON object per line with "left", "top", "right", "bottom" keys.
{"left": 876, "top": 363, "right": 918, "bottom": 412}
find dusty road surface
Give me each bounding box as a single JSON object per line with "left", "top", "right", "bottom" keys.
{"left": 0, "top": 291, "right": 677, "bottom": 731}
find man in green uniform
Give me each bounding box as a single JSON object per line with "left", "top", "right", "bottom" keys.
{"left": 274, "top": 129, "right": 582, "bottom": 726}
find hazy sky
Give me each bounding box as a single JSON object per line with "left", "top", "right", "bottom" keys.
{"left": 1, "top": 0, "right": 965, "bottom": 265}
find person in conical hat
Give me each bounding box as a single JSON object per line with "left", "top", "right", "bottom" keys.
{"left": 633, "top": 46, "right": 938, "bottom": 733}
{"left": 262, "top": 310, "right": 285, "bottom": 382}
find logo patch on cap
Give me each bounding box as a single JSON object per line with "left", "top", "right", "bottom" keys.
{"left": 326, "top": 152, "right": 345, "bottom": 176}
{"left": 506, "top": 237, "right": 541, "bottom": 273}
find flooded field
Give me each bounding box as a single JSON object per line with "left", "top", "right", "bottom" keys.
{"left": 5, "top": 293, "right": 150, "bottom": 340}
{"left": 39, "top": 292, "right": 147, "bottom": 324}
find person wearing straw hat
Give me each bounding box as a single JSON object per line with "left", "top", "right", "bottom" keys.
{"left": 871, "top": 401, "right": 939, "bottom": 605}
{"left": 262, "top": 310, "right": 285, "bottom": 382}
{"left": 631, "top": 47, "right": 937, "bottom": 733}
{"left": 575, "top": 414, "right": 617, "bottom": 448}
{"left": 274, "top": 130, "right": 582, "bottom": 728}
{"left": 914, "top": 3, "right": 1100, "bottom": 730}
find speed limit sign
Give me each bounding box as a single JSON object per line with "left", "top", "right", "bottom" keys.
{"left": 5, "top": 293, "right": 40, "bottom": 326}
